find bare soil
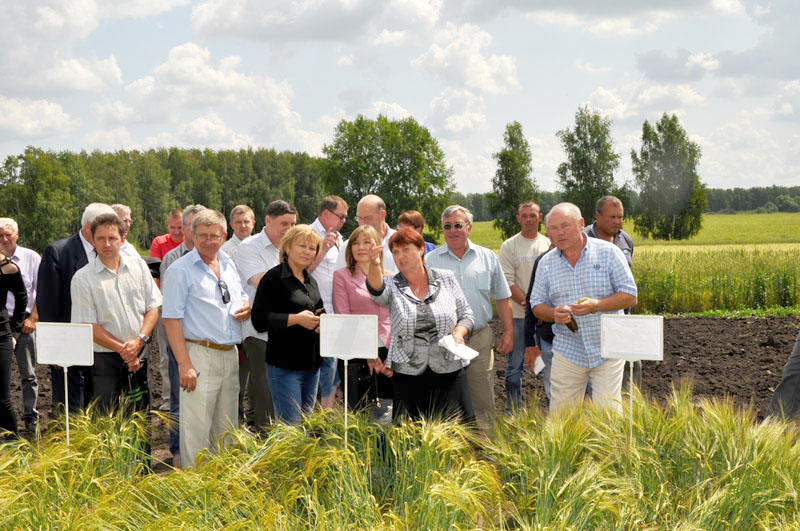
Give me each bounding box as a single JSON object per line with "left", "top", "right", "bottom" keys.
{"left": 10, "top": 316, "right": 799, "bottom": 469}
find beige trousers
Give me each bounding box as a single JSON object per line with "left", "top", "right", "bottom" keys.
{"left": 550, "top": 351, "right": 625, "bottom": 414}
{"left": 179, "top": 342, "right": 239, "bottom": 468}
{"left": 465, "top": 325, "right": 496, "bottom": 434}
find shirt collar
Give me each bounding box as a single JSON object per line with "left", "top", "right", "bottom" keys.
{"left": 78, "top": 230, "right": 95, "bottom": 259}
{"left": 258, "top": 228, "right": 279, "bottom": 250}
{"left": 279, "top": 261, "right": 311, "bottom": 283}
{"left": 444, "top": 238, "right": 473, "bottom": 258}
{"left": 92, "top": 253, "right": 130, "bottom": 273}
{"left": 557, "top": 233, "right": 590, "bottom": 258}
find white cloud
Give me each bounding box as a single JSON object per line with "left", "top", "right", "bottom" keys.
{"left": 587, "top": 82, "right": 704, "bottom": 121}
{"left": 686, "top": 52, "right": 720, "bottom": 72}
{"left": 83, "top": 125, "right": 135, "bottom": 149}
{"left": 180, "top": 111, "right": 254, "bottom": 148}
{"left": 412, "top": 22, "right": 517, "bottom": 94}
{"left": 370, "top": 101, "right": 411, "bottom": 119}
{"left": 94, "top": 101, "right": 136, "bottom": 123}
{"left": 337, "top": 55, "right": 354, "bottom": 67}
{"left": 427, "top": 88, "right": 485, "bottom": 136}
{"left": 371, "top": 29, "right": 407, "bottom": 45}
{"left": 0, "top": 96, "right": 78, "bottom": 139}
{"left": 636, "top": 48, "right": 723, "bottom": 82}
{"left": 98, "top": 0, "right": 189, "bottom": 19}
{"left": 38, "top": 55, "right": 123, "bottom": 92}
{"left": 575, "top": 60, "right": 611, "bottom": 74}
{"left": 772, "top": 79, "right": 800, "bottom": 121}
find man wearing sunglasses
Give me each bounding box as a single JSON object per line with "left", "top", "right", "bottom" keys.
{"left": 162, "top": 209, "right": 250, "bottom": 469}
{"left": 308, "top": 196, "right": 348, "bottom": 410}
{"left": 427, "top": 205, "right": 514, "bottom": 435}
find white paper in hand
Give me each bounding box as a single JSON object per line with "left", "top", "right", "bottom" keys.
{"left": 438, "top": 335, "right": 479, "bottom": 361}
{"left": 533, "top": 355, "right": 545, "bottom": 375}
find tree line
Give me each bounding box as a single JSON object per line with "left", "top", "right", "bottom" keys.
{"left": 706, "top": 185, "right": 800, "bottom": 214}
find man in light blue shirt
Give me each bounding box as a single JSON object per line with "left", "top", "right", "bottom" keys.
{"left": 531, "top": 203, "right": 637, "bottom": 413}
{"left": 427, "top": 205, "right": 513, "bottom": 433}
{"left": 162, "top": 209, "right": 250, "bottom": 468}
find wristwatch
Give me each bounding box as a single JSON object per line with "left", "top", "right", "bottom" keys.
{"left": 138, "top": 333, "right": 152, "bottom": 344}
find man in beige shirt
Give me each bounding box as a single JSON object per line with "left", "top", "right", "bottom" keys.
{"left": 498, "top": 201, "right": 551, "bottom": 413}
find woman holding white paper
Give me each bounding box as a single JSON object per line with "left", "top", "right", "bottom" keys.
{"left": 366, "top": 227, "right": 475, "bottom": 423}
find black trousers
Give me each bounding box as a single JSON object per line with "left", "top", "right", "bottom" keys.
{"left": 51, "top": 365, "right": 93, "bottom": 413}
{"left": 92, "top": 352, "right": 150, "bottom": 416}
{"left": 337, "top": 347, "right": 393, "bottom": 411}
{"left": 392, "top": 366, "right": 475, "bottom": 424}
{"left": 0, "top": 336, "right": 18, "bottom": 437}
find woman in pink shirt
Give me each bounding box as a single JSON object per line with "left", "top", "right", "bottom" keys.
{"left": 332, "top": 225, "right": 393, "bottom": 412}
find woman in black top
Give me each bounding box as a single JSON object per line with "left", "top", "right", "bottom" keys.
{"left": 251, "top": 224, "right": 323, "bottom": 425}
{"left": 1, "top": 253, "right": 27, "bottom": 438}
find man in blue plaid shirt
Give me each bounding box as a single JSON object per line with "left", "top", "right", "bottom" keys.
{"left": 530, "top": 203, "right": 637, "bottom": 413}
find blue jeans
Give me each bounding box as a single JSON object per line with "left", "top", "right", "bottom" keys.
{"left": 505, "top": 318, "right": 526, "bottom": 413}
{"left": 267, "top": 363, "right": 320, "bottom": 425}
{"left": 318, "top": 357, "right": 338, "bottom": 397}
{"left": 537, "top": 331, "right": 554, "bottom": 405}
{"left": 167, "top": 344, "right": 180, "bottom": 455}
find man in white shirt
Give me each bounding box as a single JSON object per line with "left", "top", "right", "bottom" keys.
{"left": 308, "top": 196, "right": 348, "bottom": 409}
{"left": 221, "top": 205, "right": 255, "bottom": 262}
{"left": 235, "top": 200, "right": 297, "bottom": 431}
{"left": 498, "top": 201, "right": 551, "bottom": 413}
{"left": 112, "top": 204, "right": 140, "bottom": 259}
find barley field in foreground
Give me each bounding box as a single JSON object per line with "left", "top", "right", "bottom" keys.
{"left": 1, "top": 386, "right": 799, "bottom": 529}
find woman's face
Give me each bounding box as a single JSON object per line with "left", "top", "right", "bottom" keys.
{"left": 287, "top": 238, "right": 318, "bottom": 269}
{"left": 391, "top": 242, "right": 424, "bottom": 274}
{"left": 351, "top": 233, "right": 374, "bottom": 265}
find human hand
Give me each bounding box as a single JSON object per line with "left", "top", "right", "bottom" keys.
{"left": 368, "top": 243, "right": 383, "bottom": 266}
{"left": 367, "top": 358, "right": 385, "bottom": 375}
{"left": 524, "top": 346, "right": 541, "bottom": 371}
{"left": 294, "top": 310, "right": 320, "bottom": 330}
{"left": 180, "top": 364, "right": 198, "bottom": 392}
{"left": 119, "top": 339, "right": 143, "bottom": 364}
{"left": 126, "top": 357, "right": 141, "bottom": 372}
{"left": 570, "top": 297, "right": 597, "bottom": 316}
{"left": 22, "top": 316, "right": 36, "bottom": 334}
{"left": 497, "top": 329, "right": 513, "bottom": 355}
{"left": 321, "top": 230, "right": 339, "bottom": 253}
{"left": 553, "top": 305, "right": 573, "bottom": 324}
{"left": 234, "top": 301, "right": 251, "bottom": 322}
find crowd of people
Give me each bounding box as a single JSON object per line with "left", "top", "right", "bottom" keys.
{"left": 1, "top": 192, "right": 798, "bottom": 469}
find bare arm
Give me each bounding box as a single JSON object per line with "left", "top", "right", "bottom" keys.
{"left": 509, "top": 285, "right": 527, "bottom": 307}
{"left": 495, "top": 297, "right": 514, "bottom": 354}
{"left": 164, "top": 317, "right": 198, "bottom": 392}
{"left": 570, "top": 292, "right": 638, "bottom": 316}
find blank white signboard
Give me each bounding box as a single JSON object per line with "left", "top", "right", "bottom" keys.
{"left": 320, "top": 314, "right": 378, "bottom": 360}
{"left": 35, "top": 322, "right": 94, "bottom": 367}
{"left": 600, "top": 314, "right": 664, "bottom": 361}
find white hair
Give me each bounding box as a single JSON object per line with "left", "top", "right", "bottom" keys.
{"left": 545, "top": 202, "right": 582, "bottom": 225}
{"left": 81, "top": 203, "right": 115, "bottom": 226}
{"left": 0, "top": 218, "right": 18, "bottom": 234}
{"left": 111, "top": 204, "right": 131, "bottom": 216}
{"left": 441, "top": 205, "right": 474, "bottom": 224}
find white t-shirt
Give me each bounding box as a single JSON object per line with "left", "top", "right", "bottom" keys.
{"left": 498, "top": 232, "right": 551, "bottom": 318}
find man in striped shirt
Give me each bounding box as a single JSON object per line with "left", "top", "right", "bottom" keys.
{"left": 530, "top": 203, "right": 637, "bottom": 413}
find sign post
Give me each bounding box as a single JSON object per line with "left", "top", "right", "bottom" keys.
{"left": 600, "top": 314, "right": 664, "bottom": 443}
{"left": 35, "top": 323, "right": 94, "bottom": 445}
{"left": 320, "top": 314, "right": 378, "bottom": 445}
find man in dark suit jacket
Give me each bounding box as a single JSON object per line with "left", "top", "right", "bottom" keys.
{"left": 37, "top": 203, "right": 115, "bottom": 411}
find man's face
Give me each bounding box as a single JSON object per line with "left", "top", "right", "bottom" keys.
{"left": 183, "top": 214, "right": 196, "bottom": 249}
{"left": 167, "top": 216, "right": 184, "bottom": 242}
{"left": 265, "top": 213, "right": 297, "bottom": 243}
{"left": 546, "top": 210, "right": 585, "bottom": 253}
{"left": 115, "top": 210, "right": 132, "bottom": 239}
{"left": 517, "top": 205, "right": 542, "bottom": 236}
{"left": 321, "top": 203, "right": 348, "bottom": 232}
{"left": 356, "top": 203, "right": 384, "bottom": 234}
{"left": 93, "top": 224, "right": 123, "bottom": 261}
{"left": 442, "top": 211, "right": 472, "bottom": 252}
{"left": 194, "top": 223, "right": 225, "bottom": 261}
{"left": 231, "top": 212, "right": 255, "bottom": 240}
{"left": 595, "top": 202, "right": 624, "bottom": 236}
{"left": 0, "top": 226, "right": 18, "bottom": 255}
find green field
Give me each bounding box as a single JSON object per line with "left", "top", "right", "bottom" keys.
{"left": 3, "top": 390, "right": 799, "bottom": 529}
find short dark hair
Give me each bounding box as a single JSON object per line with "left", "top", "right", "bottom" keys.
{"left": 596, "top": 196, "right": 623, "bottom": 213}
{"left": 398, "top": 210, "right": 425, "bottom": 231}
{"left": 518, "top": 201, "right": 541, "bottom": 212}
{"left": 91, "top": 213, "right": 126, "bottom": 238}
{"left": 265, "top": 200, "right": 297, "bottom": 218}
{"left": 319, "top": 195, "right": 347, "bottom": 215}
{"left": 388, "top": 227, "right": 425, "bottom": 262}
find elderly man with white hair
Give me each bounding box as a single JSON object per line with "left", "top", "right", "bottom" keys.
{"left": 111, "top": 204, "right": 140, "bottom": 259}
{"left": 0, "top": 217, "right": 41, "bottom": 434}
{"left": 530, "top": 202, "right": 638, "bottom": 413}
{"left": 37, "top": 202, "right": 117, "bottom": 411}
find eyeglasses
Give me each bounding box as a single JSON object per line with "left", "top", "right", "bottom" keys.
{"left": 443, "top": 222, "right": 467, "bottom": 231}
{"left": 354, "top": 215, "right": 374, "bottom": 223}
{"left": 327, "top": 209, "right": 347, "bottom": 221}
{"left": 218, "top": 280, "right": 230, "bottom": 304}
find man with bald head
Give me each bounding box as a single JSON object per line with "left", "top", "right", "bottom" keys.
{"left": 335, "top": 194, "right": 396, "bottom": 272}
{"left": 530, "top": 202, "right": 637, "bottom": 413}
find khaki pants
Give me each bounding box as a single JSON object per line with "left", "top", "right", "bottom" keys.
{"left": 550, "top": 351, "right": 625, "bottom": 414}
{"left": 465, "top": 326, "right": 495, "bottom": 434}
{"left": 179, "top": 342, "right": 239, "bottom": 468}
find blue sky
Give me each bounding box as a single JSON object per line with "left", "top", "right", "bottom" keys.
{"left": 1, "top": 0, "right": 798, "bottom": 193}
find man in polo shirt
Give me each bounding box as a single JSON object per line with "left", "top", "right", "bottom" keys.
{"left": 70, "top": 213, "right": 162, "bottom": 414}
{"left": 235, "top": 200, "right": 296, "bottom": 430}
{"left": 0, "top": 217, "right": 41, "bottom": 433}
{"left": 309, "top": 195, "right": 348, "bottom": 410}
{"left": 221, "top": 204, "right": 255, "bottom": 262}
{"left": 163, "top": 209, "right": 250, "bottom": 468}
{"left": 149, "top": 209, "right": 184, "bottom": 261}
{"left": 531, "top": 202, "right": 637, "bottom": 413}
{"left": 426, "top": 205, "right": 514, "bottom": 434}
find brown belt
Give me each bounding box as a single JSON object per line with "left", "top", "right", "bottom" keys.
{"left": 185, "top": 338, "right": 235, "bottom": 351}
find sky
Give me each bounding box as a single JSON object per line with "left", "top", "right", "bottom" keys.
{"left": 1, "top": 0, "right": 798, "bottom": 194}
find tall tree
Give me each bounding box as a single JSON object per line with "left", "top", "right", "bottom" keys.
{"left": 488, "top": 121, "right": 536, "bottom": 240}
{"left": 322, "top": 114, "right": 455, "bottom": 236}
{"left": 556, "top": 106, "right": 620, "bottom": 222}
{"left": 632, "top": 113, "right": 707, "bottom": 240}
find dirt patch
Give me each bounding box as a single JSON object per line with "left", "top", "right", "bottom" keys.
{"left": 9, "top": 316, "right": 799, "bottom": 465}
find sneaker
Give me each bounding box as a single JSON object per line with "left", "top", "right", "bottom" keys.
{"left": 158, "top": 400, "right": 171, "bottom": 411}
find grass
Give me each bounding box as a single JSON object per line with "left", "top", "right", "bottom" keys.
{"left": 2, "top": 387, "right": 800, "bottom": 529}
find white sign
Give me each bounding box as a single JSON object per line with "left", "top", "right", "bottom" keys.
{"left": 320, "top": 314, "right": 378, "bottom": 360}
{"left": 35, "top": 322, "right": 94, "bottom": 367}
{"left": 600, "top": 314, "right": 664, "bottom": 361}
